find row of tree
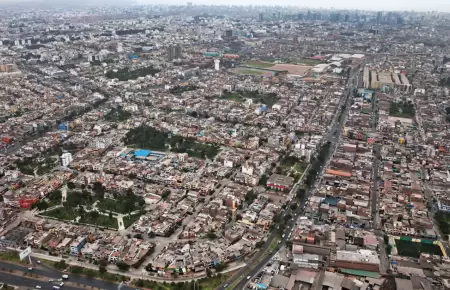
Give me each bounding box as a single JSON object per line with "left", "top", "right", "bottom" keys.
{"left": 105, "top": 66, "right": 160, "bottom": 81}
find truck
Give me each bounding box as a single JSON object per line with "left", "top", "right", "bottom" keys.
{"left": 62, "top": 274, "right": 69, "bottom": 279}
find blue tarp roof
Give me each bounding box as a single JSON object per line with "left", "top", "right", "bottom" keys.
{"left": 257, "top": 284, "right": 268, "bottom": 289}
{"left": 134, "top": 149, "right": 151, "bottom": 157}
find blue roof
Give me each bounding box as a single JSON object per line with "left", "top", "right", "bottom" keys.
{"left": 257, "top": 284, "right": 268, "bottom": 289}
{"left": 323, "top": 197, "right": 339, "bottom": 206}
{"left": 134, "top": 149, "right": 151, "bottom": 157}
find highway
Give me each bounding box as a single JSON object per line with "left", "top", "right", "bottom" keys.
{"left": 0, "top": 272, "right": 81, "bottom": 290}
{"left": 0, "top": 260, "right": 135, "bottom": 290}
{"left": 223, "top": 69, "right": 358, "bottom": 290}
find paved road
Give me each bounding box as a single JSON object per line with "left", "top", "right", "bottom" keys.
{"left": 0, "top": 272, "right": 81, "bottom": 290}
{"left": 371, "top": 144, "right": 381, "bottom": 226}
{"left": 0, "top": 260, "right": 135, "bottom": 290}
{"left": 223, "top": 69, "right": 359, "bottom": 290}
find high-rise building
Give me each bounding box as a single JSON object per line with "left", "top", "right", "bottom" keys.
{"left": 259, "top": 13, "right": 264, "bottom": 22}
{"left": 167, "top": 45, "right": 182, "bottom": 61}
{"left": 61, "top": 152, "right": 73, "bottom": 167}
{"left": 377, "top": 11, "right": 382, "bottom": 24}
{"left": 225, "top": 30, "right": 233, "bottom": 38}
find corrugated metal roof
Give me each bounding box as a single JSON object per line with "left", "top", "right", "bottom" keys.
{"left": 341, "top": 268, "right": 379, "bottom": 279}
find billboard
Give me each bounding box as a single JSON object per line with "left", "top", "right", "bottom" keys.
{"left": 19, "top": 246, "right": 32, "bottom": 260}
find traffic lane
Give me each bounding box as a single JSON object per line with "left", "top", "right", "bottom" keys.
{"left": 0, "top": 272, "right": 80, "bottom": 290}
{"left": 237, "top": 254, "right": 273, "bottom": 290}
{"left": 0, "top": 261, "right": 135, "bottom": 290}
{"left": 225, "top": 233, "right": 278, "bottom": 288}
{"left": 239, "top": 205, "right": 307, "bottom": 289}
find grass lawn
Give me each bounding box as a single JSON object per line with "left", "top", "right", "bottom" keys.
{"left": 395, "top": 239, "right": 443, "bottom": 258}
{"left": 123, "top": 213, "right": 143, "bottom": 228}
{"left": 199, "top": 274, "right": 230, "bottom": 290}
{"left": 41, "top": 207, "right": 78, "bottom": 221}
{"left": 218, "top": 93, "right": 244, "bottom": 102}
{"left": 244, "top": 61, "right": 274, "bottom": 68}
{"left": 97, "top": 196, "right": 145, "bottom": 215}
{"left": 297, "top": 58, "right": 322, "bottom": 66}
{"left": 79, "top": 214, "right": 118, "bottom": 229}
{"left": 0, "top": 251, "right": 27, "bottom": 265}
{"left": 135, "top": 274, "right": 230, "bottom": 290}
{"left": 294, "top": 162, "right": 307, "bottom": 174}
{"left": 69, "top": 266, "right": 129, "bottom": 283}
{"left": 236, "top": 68, "right": 265, "bottom": 75}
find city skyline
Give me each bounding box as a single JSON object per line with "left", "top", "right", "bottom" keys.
{"left": 0, "top": 0, "right": 450, "bottom": 13}
{"left": 136, "top": 0, "right": 450, "bottom": 13}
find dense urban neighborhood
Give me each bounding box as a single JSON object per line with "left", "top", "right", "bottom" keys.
{"left": 1, "top": 3, "right": 450, "bottom": 290}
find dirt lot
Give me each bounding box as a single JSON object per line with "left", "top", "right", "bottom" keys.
{"left": 268, "top": 64, "right": 312, "bottom": 75}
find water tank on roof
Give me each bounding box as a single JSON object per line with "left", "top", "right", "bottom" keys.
{"left": 204, "top": 52, "right": 220, "bottom": 57}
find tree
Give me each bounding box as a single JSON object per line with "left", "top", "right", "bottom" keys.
{"left": 93, "top": 182, "right": 105, "bottom": 200}
{"left": 283, "top": 213, "right": 292, "bottom": 222}
{"left": 161, "top": 190, "right": 170, "bottom": 199}
{"left": 148, "top": 231, "right": 155, "bottom": 238}
{"left": 206, "top": 268, "right": 212, "bottom": 278}
{"left": 77, "top": 204, "right": 84, "bottom": 215}
{"left": 99, "top": 266, "right": 107, "bottom": 274}
{"left": 116, "top": 261, "right": 130, "bottom": 271}
{"left": 214, "top": 263, "right": 226, "bottom": 272}
{"left": 123, "top": 199, "right": 134, "bottom": 215}
{"left": 70, "top": 266, "right": 83, "bottom": 274}
{"left": 49, "top": 190, "right": 62, "bottom": 201}
{"left": 206, "top": 231, "right": 217, "bottom": 240}
{"left": 98, "top": 259, "right": 108, "bottom": 267}
{"left": 290, "top": 203, "right": 298, "bottom": 210}
{"left": 54, "top": 259, "right": 67, "bottom": 270}
{"left": 67, "top": 182, "right": 75, "bottom": 189}
{"left": 89, "top": 210, "right": 100, "bottom": 221}
{"left": 134, "top": 233, "right": 143, "bottom": 239}
{"left": 109, "top": 211, "right": 113, "bottom": 220}
{"left": 36, "top": 200, "right": 49, "bottom": 212}
{"left": 255, "top": 241, "right": 265, "bottom": 248}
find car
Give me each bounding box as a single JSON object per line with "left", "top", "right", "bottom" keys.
{"left": 28, "top": 267, "right": 33, "bottom": 271}
{"left": 59, "top": 282, "right": 65, "bottom": 286}
{"left": 246, "top": 276, "right": 251, "bottom": 279}
{"left": 57, "top": 279, "right": 63, "bottom": 282}
{"left": 36, "top": 260, "right": 41, "bottom": 264}
{"left": 48, "top": 279, "right": 54, "bottom": 282}
{"left": 35, "top": 286, "right": 41, "bottom": 289}
{"left": 52, "top": 286, "right": 60, "bottom": 290}
{"left": 223, "top": 284, "right": 229, "bottom": 288}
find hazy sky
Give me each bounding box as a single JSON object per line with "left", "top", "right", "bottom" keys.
{"left": 136, "top": 0, "right": 450, "bottom": 12}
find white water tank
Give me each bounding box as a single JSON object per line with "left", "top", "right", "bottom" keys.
{"left": 214, "top": 59, "right": 220, "bottom": 71}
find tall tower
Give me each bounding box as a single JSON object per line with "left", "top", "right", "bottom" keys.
{"left": 214, "top": 59, "right": 220, "bottom": 71}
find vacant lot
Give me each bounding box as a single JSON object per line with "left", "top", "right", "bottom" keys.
{"left": 269, "top": 63, "right": 312, "bottom": 75}
{"left": 244, "top": 60, "right": 274, "bottom": 68}
{"left": 236, "top": 68, "right": 266, "bottom": 75}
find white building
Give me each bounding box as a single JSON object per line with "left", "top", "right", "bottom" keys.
{"left": 61, "top": 152, "right": 73, "bottom": 167}
{"left": 214, "top": 59, "right": 220, "bottom": 70}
